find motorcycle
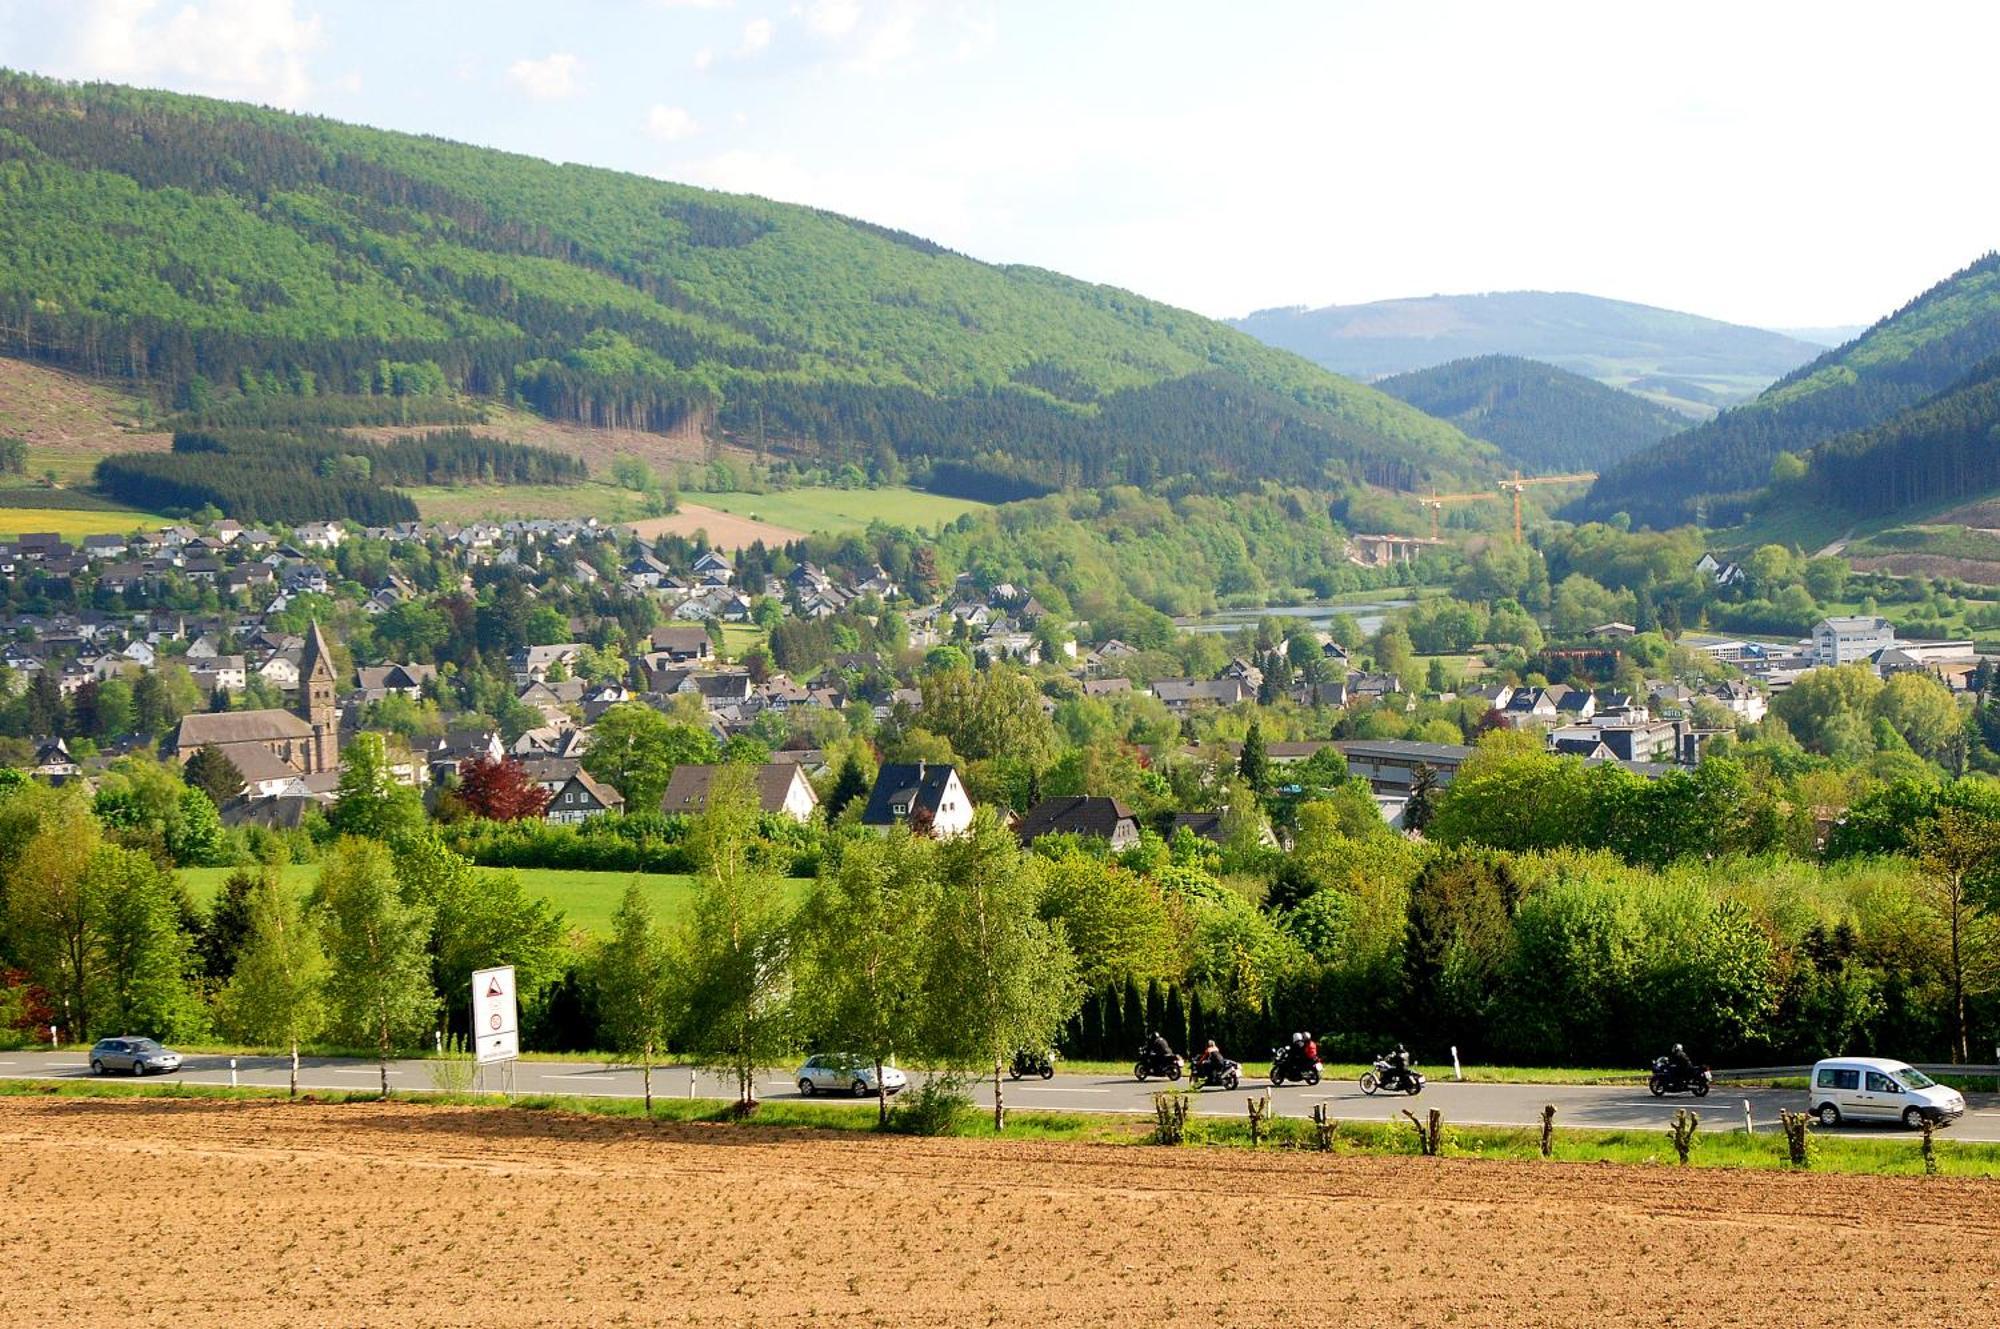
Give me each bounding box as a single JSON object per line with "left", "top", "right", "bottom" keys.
{"left": 1134, "top": 1045, "right": 1185, "bottom": 1082}
{"left": 1268, "top": 1044, "right": 1322, "bottom": 1087}
{"left": 1191, "top": 1056, "right": 1241, "bottom": 1091}
{"left": 1648, "top": 1057, "right": 1713, "bottom": 1098}
{"left": 1009, "top": 1049, "right": 1056, "bottom": 1081}
{"left": 1359, "top": 1058, "right": 1425, "bottom": 1096}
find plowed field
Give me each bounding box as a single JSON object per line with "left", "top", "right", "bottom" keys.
{"left": 3, "top": 1097, "right": 1997, "bottom": 1328}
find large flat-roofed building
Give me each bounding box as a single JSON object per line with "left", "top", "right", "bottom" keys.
{"left": 1811, "top": 616, "right": 1896, "bottom": 668}
{"left": 1333, "top": 738, "right": 1474, "bottom": 795}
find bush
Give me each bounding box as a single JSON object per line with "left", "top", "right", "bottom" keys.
{"left": 885, "top": 1076, "right": 973, "bottom": 1136}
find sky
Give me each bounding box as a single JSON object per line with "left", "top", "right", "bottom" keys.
{"left": 0, "top": 0, "right": 1994, "bottom": 330}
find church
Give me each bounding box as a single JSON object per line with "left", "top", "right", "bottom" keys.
{"left": 164, "top": 620, "right": 341, "bottom": 777}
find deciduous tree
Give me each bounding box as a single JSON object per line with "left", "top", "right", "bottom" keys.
{"left": 794, "top": 830, "right": 937, "bottom": 1123}
{"left": 216, "top": 868, "right": 327, "bottom": 1095}
{"left": 315, "top": 837, "right": 436, "bottom": 1094}
{"left": 922, "top": 812, "right": 1079, "bottom": 1132}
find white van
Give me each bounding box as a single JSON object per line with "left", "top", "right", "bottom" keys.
{"left": 1809, "top": 1057, "right": 1965, "bottom": 1129}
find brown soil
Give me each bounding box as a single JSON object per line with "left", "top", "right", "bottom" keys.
{"left": 343, "top": 407, "right": 729, "bottom": 477}
{"left": 4, "top": 1098, "right": 1998, "bottom": 1328}
{"left": 628, "top": 502, "right": 808, "bottom": 549}
{"left": 0, "top": 358, "right": 169, "bottom": 457}
{"left": 1848, "top": 553, "right": 2000, "bottom": 585}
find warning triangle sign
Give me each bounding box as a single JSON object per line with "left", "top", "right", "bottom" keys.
{"left": 486, "top": 976, "right": 505, "bottom": 998}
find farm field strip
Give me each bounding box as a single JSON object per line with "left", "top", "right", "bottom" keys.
{"left": 5, "top": 1096, "right": 1998, "bottom": 1328}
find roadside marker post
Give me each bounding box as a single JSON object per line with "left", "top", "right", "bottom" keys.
{"left": 1451, "top": 1047, "right": 1463, "bottom": 1081}
{"left": 1743, "top": 1099, "right": 1754, "bottom": 1134}
{"left": 48, "top": 1024, "right": 57, "bottom": 1049}
{"left": 230, "top": 1057, "right": 238, "bottom": 1087}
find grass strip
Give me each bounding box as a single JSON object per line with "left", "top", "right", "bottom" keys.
{"left": 9, "top": 1078, "right": 2000, "bottom": 1178}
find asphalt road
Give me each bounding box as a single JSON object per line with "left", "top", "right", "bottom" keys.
{"left": 6, "top": 1050, "right": 2000, "bottom": 1140}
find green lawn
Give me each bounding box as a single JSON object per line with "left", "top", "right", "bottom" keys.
{"left": 176, "top": 864, "right": 807, "bottom": 936}
{"left": 716, "top": 622, "right": 765, "bottom": 661}
{"left": 690, "top": 485, "right": 989, "bottom": 534}
{"left": 401, "top": 480, "right": 653, "bottom": 524}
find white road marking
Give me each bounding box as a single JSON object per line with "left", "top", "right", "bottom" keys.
{"left": 1010, "top": 1086, "right": 1112, "bottom": 1094}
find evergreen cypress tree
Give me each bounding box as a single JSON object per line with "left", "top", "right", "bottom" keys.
{"left": 1239, "top": 720, "right": 1273, "bottom": 799}
{"left": 1162, "top": 982, "right": 1187, "bottom": 1054}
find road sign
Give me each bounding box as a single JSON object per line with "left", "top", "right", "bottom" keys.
{"left": 471, "top": 965, "right": 519, "bottom": 1065}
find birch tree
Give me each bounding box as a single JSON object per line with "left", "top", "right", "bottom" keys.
{"left": 924, "top": 812, "right": 1079, "bottom": 1132}
{"left": 217, "top": 868, "right": 327, "bottom": 1096}
{"left": 315, "top": 837, "right": 436, "bottom": 1095}
{"left": 795, "top": 829, "right": 937, "bottom": 1124}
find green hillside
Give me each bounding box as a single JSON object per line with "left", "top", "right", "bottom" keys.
{"left": 1232, "top": 291, "right": 1819, "bottom": 417}
{"left": 1574, "top": 253, "right": 2000, "bottom": 528}
{"left": 1375, "top": 354, "right": 1687, "bottom": 474}
{"left": 0, "top": 69, "right": 1494, "bottom": 497}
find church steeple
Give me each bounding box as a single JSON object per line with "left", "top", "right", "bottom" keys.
{"left": 298, "top": 619, "right": 340, "bottom": 774}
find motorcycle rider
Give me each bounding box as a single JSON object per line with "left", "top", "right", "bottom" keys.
{"left": 1383, "top": 1042, "right": 1411, "bottom": 1090}
{"left": 1284, "top": 1031, "right": 1305, "bottom": 1074}
{"left": 1146, "top": 1030, "right": 1174, "bottom": 1069}
{"left": 1195, "top": 1039, "right": 1226, "bottom": 1082}
{"left": 1666, "top": 1042, "right": 1694, "bottom": 1080}
{"left": 1303, "top": 1032, "right": 1319, "bottom": 1064}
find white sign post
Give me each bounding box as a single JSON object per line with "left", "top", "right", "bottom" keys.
{"left": 471, "top": 965, "right": 520, "bottom": 1067}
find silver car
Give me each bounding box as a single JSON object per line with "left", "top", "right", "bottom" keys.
{"left": 794, "top": 1053, "right": 908, "bottom": 1098}
{"left": 90, "top": 1037, "right": 182, "bottom": 1077}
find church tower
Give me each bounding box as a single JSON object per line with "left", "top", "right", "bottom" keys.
{"left": 298, "top": 619, "right": 340, "bottom": 775}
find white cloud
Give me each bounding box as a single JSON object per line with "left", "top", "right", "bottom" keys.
{"left": 802, "top": 0, "right": 862, "bottom": 38}
{"left": 505, "top": 51, "right": 583, "bottom": 101}
{"left": 693, "top": 46, "right": 716, "bottom": 72}
{"left": 737, "top": 17, "right": 775, "bottom": 56}
{"left": 655, "top": 0, "right": 732, "bottom": 7}
{"left": 645, "top": 104, "right": 700, "bottom": 142}
{"left": 64, "top": 0, "right": 324, "bottom": 107}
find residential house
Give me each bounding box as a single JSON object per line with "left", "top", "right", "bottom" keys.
{"left": 860, "top": 761, "right": 974, "bottom": 837}
{"left": 648, "top": 626, "right": 712, "bottom": 663}
{"left": 659, "top": 763, "right": 819, "bottom": 823}
{"left": 545, "top": 770, "right": 625, "bottom": 824}
{"left": 1014, "top": 796, "right": 1141, "bottom": 850}
{"left": 1152, "top": 677, "right": 1252, "bottom": 711}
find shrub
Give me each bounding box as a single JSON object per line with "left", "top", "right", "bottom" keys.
{"left": 886, "top": 1076, "right": 973, "bottom": 1136}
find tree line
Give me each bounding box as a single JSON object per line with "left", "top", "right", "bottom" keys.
{"left": 93, "top": 426, "right": 586, "bottom": 523}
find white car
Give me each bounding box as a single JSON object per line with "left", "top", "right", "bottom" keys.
{"left": 1809, "top": 1057, "right": 1966, "bottom": 1129}
{"left": 795, "top": 1053, "right": 908, "bottom": 1098}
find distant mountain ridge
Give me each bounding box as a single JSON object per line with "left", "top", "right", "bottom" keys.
{"left": 1376, "top": 355, "right": 1689, "bottom": 475}
{"left": 1573, "top": 253, "right": 2000, "bottom": 528}
{"left": 1232, "top": 291, "right": 1823, "bottom": 418}
{"left": 0, "top": 69, "right": 1498, "bottom": 498}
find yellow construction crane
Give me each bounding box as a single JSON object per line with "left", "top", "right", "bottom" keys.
{"left": 1418, "top": 471, "right": 1598, "bottom": 541}
{"left": 1500, "top": 470, "right": 1597, "bottom": 540}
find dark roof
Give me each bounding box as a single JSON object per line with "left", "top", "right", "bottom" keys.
{"left": 558, "top": 770, "right": 624, "bottom": 810}
{"left": 1015, "top": 796, "right": 1137, "bottom": 844}
{"left": 1168, "top": 811, "right": 1226, "bottom": 843}
{"left": 860, "top": 762, "right": 960, "bottom": 825}
{"left": 1332, "top": 738, "right": 1474, "bottom": 765}
{"left": 169, "top": 709, "right": 314, "bottom": 750}
{"left": 660, "top": 763, "right": 812, "bottom": 814}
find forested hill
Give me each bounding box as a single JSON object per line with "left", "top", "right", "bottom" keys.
{"left": 1232, "top": 291, "right": 1820, "bottom": 417}
{"left": 1375, "top": 355, "right": 1689, "bottom": 474}
{"left": 1572, "top": 253, "right": 2000, "bottom": 528}
{"left": 0, "top": 70, "right": 1495, "bottom": 497}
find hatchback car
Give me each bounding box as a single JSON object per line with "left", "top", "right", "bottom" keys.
{"left": 89, "top": 1037, "right": 183, "bottom": 1077}
{"left": 795, "top": 1053, "right": 908, "bottom": 1098}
